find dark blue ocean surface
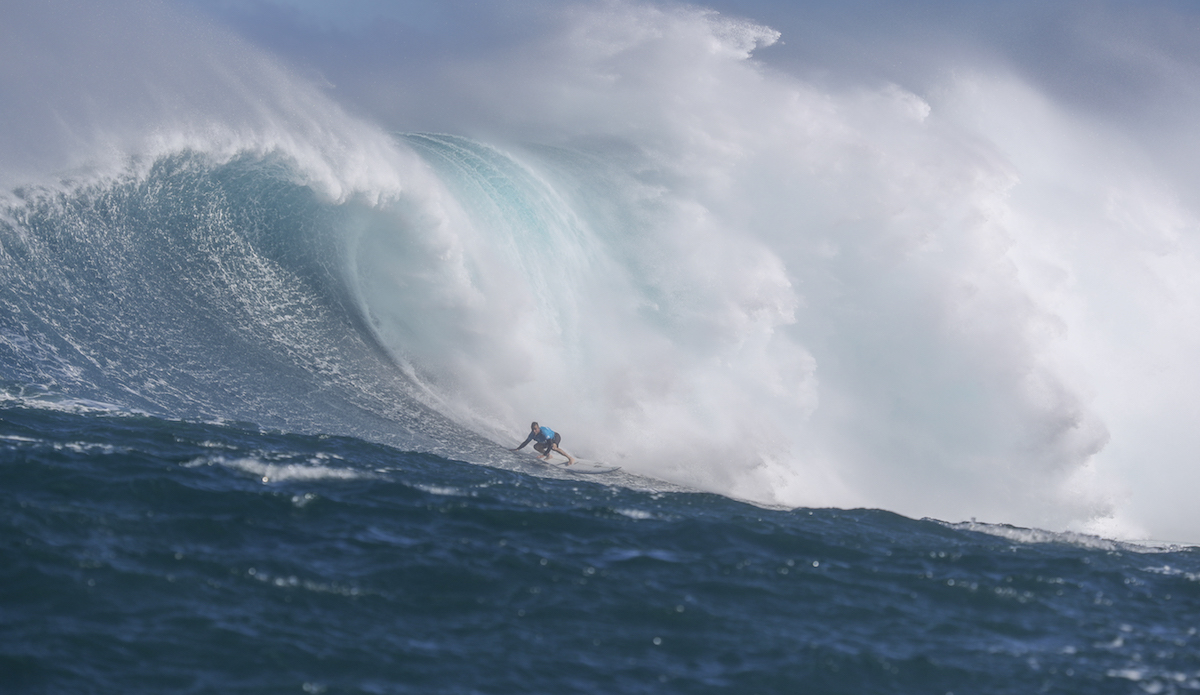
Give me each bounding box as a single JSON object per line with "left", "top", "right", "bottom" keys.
{"left": 3, "top": 404, "right": 1198, "bottom": 695}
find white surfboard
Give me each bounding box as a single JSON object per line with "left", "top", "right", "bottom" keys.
{"left": 547, "top": 459, "right": 621, "bottom": 475}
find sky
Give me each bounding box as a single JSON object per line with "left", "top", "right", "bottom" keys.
{"left": 174, "top": 1, "right": 1200, "bottom": 121}
{"left": 170, "top": 0, "right": 1200, "bottom": 209}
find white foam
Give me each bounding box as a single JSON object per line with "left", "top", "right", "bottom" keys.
{"left": 193, "top": 456, "right": 368, "bottom": 483}
{"left": 247, "top": 566, "right": 366, "bottom": 597}
{"left": 411, "top": 483, "right": 468, "bottom": 497}
{"left": 944, "top": 520, "right": 1191, "bottom": 554}
{"left": 1141, "top": 565, "right": 1200, "bottom": 581}
{"left": 392, "top": 4, "right": 1200, "bottom": 542}
{"left": 0, "top": 434, "right": 41, "bottom": 444}
{"left": 0, "top": 394, "right": 136, "bottom": 416}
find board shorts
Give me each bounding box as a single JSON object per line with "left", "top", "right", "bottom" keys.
{"left": 534, "top": 432, "right": 562, "bottom": 454}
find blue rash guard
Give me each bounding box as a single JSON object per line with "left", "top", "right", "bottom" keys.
{"left": 517, "top": 426, "right": 558, "bottom": 450}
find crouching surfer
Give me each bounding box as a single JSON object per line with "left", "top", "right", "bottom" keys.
{"left": 512, "top": 421, "right": 577, "bottom": 465}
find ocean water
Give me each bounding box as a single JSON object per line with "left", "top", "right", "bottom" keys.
{"left": 6, "top": 0, "right": 1200, "bottom": 692}
{"left": 4, "top": 403, "right": 1200, "bottom": 695}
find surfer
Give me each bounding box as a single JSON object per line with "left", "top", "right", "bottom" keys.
{"left": 512, "top": 422, "right": 577, "bottom": 465}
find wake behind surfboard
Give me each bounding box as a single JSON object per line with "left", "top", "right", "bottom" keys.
{"left": 509, "top": 446, "right": 622, "bottom": 474}
{"left": 547, "top": 459, "right": 621, "bottom": 475}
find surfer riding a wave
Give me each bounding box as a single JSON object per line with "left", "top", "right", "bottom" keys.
{"left": 512, "top": 422, "right": 577, "bottom": 465}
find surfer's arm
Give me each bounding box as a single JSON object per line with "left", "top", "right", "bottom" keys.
{"left": 512, "top": 433, "right": 535, "bottom": 451}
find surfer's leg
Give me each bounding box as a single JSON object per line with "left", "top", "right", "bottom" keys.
{"left": 552, "top": 444, "right": 576, "bottom": 465}
{"left": 547, "top": 433, "right": 573, "bottom": 464}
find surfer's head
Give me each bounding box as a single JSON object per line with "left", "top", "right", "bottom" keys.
{"left": 530, "top": 421, "right": 539, "bottom": 431}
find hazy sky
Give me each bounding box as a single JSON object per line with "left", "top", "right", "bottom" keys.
{"left": 175, "top": 0, "right": 1200, "bottom": 120}
{"left": 172, "top": 0, "right": 1200, "bottom": 198}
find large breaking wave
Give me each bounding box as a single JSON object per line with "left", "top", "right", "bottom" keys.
{"left": 6, "top": 0, "right": 1200, "bottom": 541}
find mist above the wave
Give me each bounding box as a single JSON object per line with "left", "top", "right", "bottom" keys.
{"left": 0, "top": 0, "right": 421, "bottom": 203}
{"left": 295, "top": 0, "right": 1200, "bottom": 540}
{"left": 278, "top": 3, "right": 1112, "bottom": 530}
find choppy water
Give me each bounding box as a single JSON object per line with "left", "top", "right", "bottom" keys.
{"left": 4, "top": 403, "right": 1198, "bottom": 694}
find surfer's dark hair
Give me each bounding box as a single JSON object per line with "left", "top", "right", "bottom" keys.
{"left": 531, "top": 421, "right": 539, "bottom": 429}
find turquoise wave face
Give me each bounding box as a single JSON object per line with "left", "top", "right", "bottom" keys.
{"left": 0, "top": 152, "right": 467, "bottom": 451}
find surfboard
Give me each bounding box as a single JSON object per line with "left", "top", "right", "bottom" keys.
{"left": 548, "top": 459, "right": 621, "bottom": 475}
